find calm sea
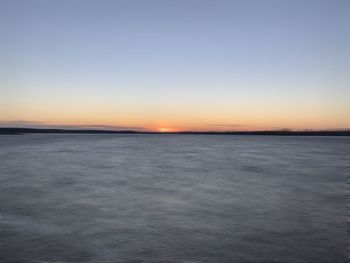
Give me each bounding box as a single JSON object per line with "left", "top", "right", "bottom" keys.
{"left": 0, "top": 134, "right": 349, "bottom": 263}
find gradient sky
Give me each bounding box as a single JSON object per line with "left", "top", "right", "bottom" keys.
{"left": 1, "top": 0, "right": 349, "bottom": 131}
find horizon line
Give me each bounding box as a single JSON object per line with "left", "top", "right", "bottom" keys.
{"left": 1, "top": 127, "right": 350, "bottom": 136}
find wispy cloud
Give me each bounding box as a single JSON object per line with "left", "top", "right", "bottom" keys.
{"left": 0, "top": 120, "right": 46, "bottom": 125}
{"left": 0, "top": 121, "right": 147, "bottom": 131}
{"left": 206, "top": 123, "right": 286, "bottom": 131}
{"left": 69, "top": 124, "right": 148, "bottom": 131}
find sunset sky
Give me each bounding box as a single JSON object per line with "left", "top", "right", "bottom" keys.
{"left": 1, "top": 0, "right": 349, "bottom": 131}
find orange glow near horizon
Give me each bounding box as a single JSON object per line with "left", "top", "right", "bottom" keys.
{"left": 1, "top": 102, "right": 350, "bottom": 132}
{"left": 2, "top": 96, "right": 350, "bottom": 132}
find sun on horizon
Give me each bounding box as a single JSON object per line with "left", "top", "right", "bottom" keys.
{"left": 159, "top": 128, "right": 175, "bottom": 132}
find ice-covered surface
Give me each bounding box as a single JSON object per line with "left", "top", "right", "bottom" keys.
{"left": 0, "top": 134, "right": 348, "bottom": 262}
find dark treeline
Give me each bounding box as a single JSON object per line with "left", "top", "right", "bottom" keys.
{"left": 1, "top": 127, "right": 349, "bottom": 136}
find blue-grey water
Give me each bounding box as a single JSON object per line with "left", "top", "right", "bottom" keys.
{"left": 0, "top": 134, "right": 348, "bottom": 263}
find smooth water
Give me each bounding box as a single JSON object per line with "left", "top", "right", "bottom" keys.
{"left": 0, "top": 134, "right": 348, "bottom": 263}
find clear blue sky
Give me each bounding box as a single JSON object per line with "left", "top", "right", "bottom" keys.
{"left": 1, "top": 0, "right": 349, "bottom": 131}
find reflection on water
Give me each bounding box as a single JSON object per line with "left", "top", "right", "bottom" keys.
{"left": 0, "top": 134, "right": 348, "bottom": 262}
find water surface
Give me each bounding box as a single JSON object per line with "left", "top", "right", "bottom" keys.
{"left": 0, "top": 134, "right": 348, "bottom": 262}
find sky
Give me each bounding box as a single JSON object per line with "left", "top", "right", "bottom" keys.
{"left": 0, "top": 0, "right": 349, "bottom": 131}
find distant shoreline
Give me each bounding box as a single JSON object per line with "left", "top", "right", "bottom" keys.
{"left": 1, "top": 127, "right": 349, "bottom": 136}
